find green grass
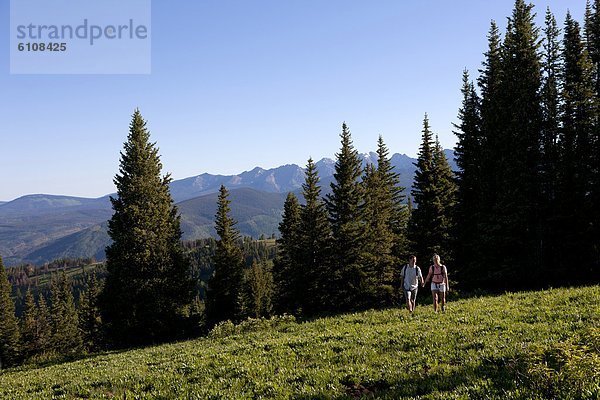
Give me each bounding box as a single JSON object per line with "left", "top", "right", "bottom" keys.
{"left": 1, "top": 286, "right": 599, "bottom": 399}
{"left": 32, "top": 263, "right": 104, "bottom": 287}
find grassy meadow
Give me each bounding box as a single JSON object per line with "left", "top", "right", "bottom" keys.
{"left": 1, "top": 286, "right": 598, "bottom": 399}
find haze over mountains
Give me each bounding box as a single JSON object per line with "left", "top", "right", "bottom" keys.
{"left": 0, "top": 151, "right": 456, "bottom": 266}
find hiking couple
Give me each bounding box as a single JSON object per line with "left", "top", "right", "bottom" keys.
{"left": 399, "top": 254, "right": 449, "bottom": 313}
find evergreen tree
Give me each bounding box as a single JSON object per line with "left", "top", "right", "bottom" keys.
{"left": 100, "top": 110, "right": 194, "bottom": 345}
{"left": 541, "top": 7, "right": 561, "bottom": 199}
{"left": 50, "top": 272, "right": 82, "bottom": 355}
{"left": 0, "top": 256, "right": 20, "bottom": 369}
{"left": 432, "top": 136, "right": 458, "bottom": 266}
{"left": 78, "top": 273, "right": 102, "bottom": 351}
{"left": 245, "top": 260, "right": 273, "bottom": 318}
{"left": 539, "top": 8, "right": 562, "bottom": 279}
{"left": 19, "top": 291, "right": 51, "bottom": 360}
{"left": 273, "top": 193, "right": 301, "bottom": 314}
{"left": 477, "top": 21, "right": 504, "bottom": 215}
{"left": 325, "top": 123, "right": 366, "bottom": 311}
{"left": 485, "top": 0, "right": 543, "bottom": 286}
{"left": 584, "top": 0, "right": 600, "bottom": 275}
{"left": 361, "top": 136, "right": 407, "bottom": 306}
{"left": 453, "top": 70, "right": 482, "bottom": 284}
{"left": 557, "top": 13, "right": 597, "bottom": 280}
{"left": 298, "top": 158, "right": 332, "bottom": 315}
{"left": 206, "top": 185, "right": 245, "bottom": 326}
{"left": 408, "top": 115, "right": 440, "bottom": 264}
{"left": 361, "top": 163, "right": 391, "bottom": 305}
{"left": 471, "top": 21, "right": 507, "bottom": 285}
{"left": 585, "top": 0, "right": 600, "bottom": 93}
{"left": 35, "top": 295, "right": 51, "bottom": 354}
{"left": 375, "top": 136, "right": 409, "bottom": 259}
{"left": 20, "top": 289, "right": 37, "bottom": 359}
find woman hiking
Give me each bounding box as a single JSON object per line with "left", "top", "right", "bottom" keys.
{"left": 423, "top": 254, "right": 449, "bottom": 312}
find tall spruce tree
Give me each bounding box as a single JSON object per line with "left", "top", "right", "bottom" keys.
{"left": 361, "top": 163, "right": 392, "bottom": 305}
{"left": 541, "top": 8, "right": 561, "bottom": 195}
{"left": 298, "top": 158, "right": 332, "bottom": 315}
{"left": 432, "top": 136, "right": 458, "bottom": 266}
{"left": 35, "top": 295, "right": 51, "bottom": 355}
{"left": 273, "top": 193, "right": 301, "bottom": 314}
{"left": 20, "top": 289, "right": 37, "bottom": 359}
{"left": 206, "top": 185, "right": 245, "bottom": 326}
{"left": 0, "top": 256, "right": 20, "bottom": 369}
{"left": 361, "top": 136, "right": 407, "bottom": 306}
{"left": 78, "top": 273, "right": 102, "bottom": 351}
{"left": 408, "top": 115, "right": 440, "bottom": 265}
{"left": 471, "top": 21, "right": 506, "bottom": 287}
{"left": 584, "top": 0, "right": 600, "bottom": 276}
{"left": 325, "top": 123, "right": 366, "bottom": 311}
{"left": 558, "top": 13, "right": 597, "bottom": 280}
{"left": 487, "top": 0, "right": 543, "bottom": 286}
{"left": 453, "top": 70, "right": 482, "bottom": 284}
{"left": 478, "top": 20, "right": 504, "bottom": 213}
{"left": 585, "top": 0, "right": 600, "bottom": 93}
{"left": 50, "top": 272, "right": 82, "bottom": 355}
{"left": 244, "top": 260, "right": 273, "bottom": 318}
{"left": 100, "top": 110, "right": 194, "bottom": 345}
{"left": 540, "top": 8, "right": 563, "bottom": 280}
{"left": 376, "top": 136, "right": 409, "bottom": 259}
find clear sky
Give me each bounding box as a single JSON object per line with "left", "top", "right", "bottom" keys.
{"left": 0, "top": 0, "right": 585, "bottom": 201}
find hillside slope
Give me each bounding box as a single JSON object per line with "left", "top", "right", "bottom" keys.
{"left": 178, "top": 187, "right": 286, "bottom": 239}
{"left": 0, "top": 199, "right": 113, "bottom": 265}
{"left": 1, "top": 286, "right": 598, "bottom": 399}
{"left": 2, "top": 189, "right": 285, "bottom": 265}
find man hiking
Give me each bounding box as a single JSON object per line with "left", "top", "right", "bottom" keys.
{"left": 400, "top": 255, "right": 424, "bottom": 313}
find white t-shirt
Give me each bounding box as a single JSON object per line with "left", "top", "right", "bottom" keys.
{"left": 401, "top": 264, "right": 423, "bottom": 290}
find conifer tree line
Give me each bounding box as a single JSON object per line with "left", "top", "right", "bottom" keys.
{"left": 203, "top": 121, "right": 454, "bottom": 322}
{"left": 0, "top": 252, "right": 102, "bottom": 368}
{"left": 454, "top": 0, "right": 600, "bottom": 289}
{"left": 270, "top": 121, "right": 457, "bottom": 318}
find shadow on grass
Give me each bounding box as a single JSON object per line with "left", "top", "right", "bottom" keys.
{"left": 7, "top": 346, "right": 140, "bottom": 374}
{"left": 290, "top": 357, "right": 521, "bottom": 400}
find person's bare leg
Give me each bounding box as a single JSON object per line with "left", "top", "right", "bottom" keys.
{"left": 441, "top": 291, "right": 446, "bottom": 311}
{"left": 432, "top": 291, "right": 438, "bottom": 312}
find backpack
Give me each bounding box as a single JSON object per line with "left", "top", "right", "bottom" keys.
{"left": 430, "top": 264, "right": 446, "bottom": 283}
{"left": 401, "top": 264, "right": 421, "bottom": 286}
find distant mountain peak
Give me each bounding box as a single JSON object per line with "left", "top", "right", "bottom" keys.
{"left": 247, "top": 166, "right": 265, "bottom": 175}
{"left": 315, "top": 156, "right": 333, "bottom": 161}
{"left": 1, "top": 150, "right": 457, "bottom": 266}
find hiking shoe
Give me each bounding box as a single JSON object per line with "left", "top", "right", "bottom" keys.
{"left": 442, "top": 305, "right": 446, "bottom": 312}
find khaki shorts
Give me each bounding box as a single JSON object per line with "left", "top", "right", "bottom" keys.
{"left": 431, "top": 282, "right": 447, "bottom": 292}
{"left": 404, "top": 288, "right": 418, "bottom": 301}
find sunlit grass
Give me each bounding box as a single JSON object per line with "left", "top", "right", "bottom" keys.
{"left": 1, "top": 286, "right": 598, "bottom": 399}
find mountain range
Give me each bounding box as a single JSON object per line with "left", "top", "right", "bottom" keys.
{"left": 0, "top": 151, "right": 456, "bottom": 266}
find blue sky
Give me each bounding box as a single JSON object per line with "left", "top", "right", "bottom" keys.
{"left": 0, "top": 0, "right": 584, "bottom": 201}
